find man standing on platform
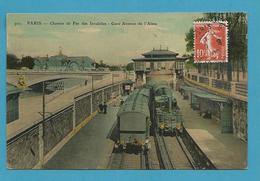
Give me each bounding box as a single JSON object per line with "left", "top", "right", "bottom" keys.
{"left": 103, "top": 102, "right": 107, "bottom": 114}
{"left": 98, "top": 103, "right": 103, "bottom": 113}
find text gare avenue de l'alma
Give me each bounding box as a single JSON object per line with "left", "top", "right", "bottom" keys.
{"left": 25, "top": 21, "right": 158, "bottom": 26}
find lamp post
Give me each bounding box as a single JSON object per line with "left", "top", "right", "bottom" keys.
{"left": 91, "top": 75, "right": 94, "bottom": 92}
{"left": 42, "top": 81, "right": 45, "bottom": 123}
{"left": 112, "top": 73, "right": 114, "bottom": 85}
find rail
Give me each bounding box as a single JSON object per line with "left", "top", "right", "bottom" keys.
{"left": 154, "top": 132, "right": 174, "bottom": 169}
{"left": 107, "top": 150, "right": 148, "bottom": 169}
{"left": 175, "top": 132, "right": 197, "bottom": 169}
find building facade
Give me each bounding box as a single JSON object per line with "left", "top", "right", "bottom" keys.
{"left": 132, "top": 48, "right": 187, "bottom": 85}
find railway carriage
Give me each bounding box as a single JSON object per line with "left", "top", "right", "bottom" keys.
{"left": 116, "top": 87, "right": 151, "bottom": 152}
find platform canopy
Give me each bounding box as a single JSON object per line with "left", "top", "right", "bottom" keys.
{"left": 192, "top": 91, "right": 228, "bottom": 103}
{"left": 180, "top": 85, "right": 228, "bottom": 103}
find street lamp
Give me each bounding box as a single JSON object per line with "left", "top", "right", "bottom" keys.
{"left": 42, "top": 81, "right": 45, "bottom": 123}
{"left": 112, "top": 73, "right": 114, "bottom": 85}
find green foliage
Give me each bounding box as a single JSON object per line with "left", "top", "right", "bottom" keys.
{"left": 184, "top": 13, "right": 247, "bottom": 81}
{"left": 125, "top": 62, "right": 134, "bottom": 71}
{"left": 185, "top": 28, "right": 194, "bottom": 52}
{"left": 185, "top": 17, "right": 209, "bottom": 53}
{"left": 21, "top": 56, "right": 35, "bottom": 69}
{"left": 109, "top": 66, "right": 121, "bottom": 71}
{"left": 7, "top": 54, "right": 19, "bottom": 69}
{"left": 185, "top": 58, "right": 197, "bottom": 70}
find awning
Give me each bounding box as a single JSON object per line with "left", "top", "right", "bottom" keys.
{"left": 192, "top": 91, "right": 228, "bottom": 103}
{"left": 180, "top": 85, "right": 228, "bottom": 103}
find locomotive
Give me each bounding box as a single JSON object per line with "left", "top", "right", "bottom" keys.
{"left": 152, "top": 81, "right": 183, "bottom": 136}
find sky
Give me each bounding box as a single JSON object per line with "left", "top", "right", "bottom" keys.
{"left": 7, "top": 13, "right": 203, "bottom": 65}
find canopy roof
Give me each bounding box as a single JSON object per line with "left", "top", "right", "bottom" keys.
{"left": 180, "top": 85, "right": 228, "bottom": 103}
{"left": 192, "top": 91, "right": 228, "bottom": 103}
{"left": 132, "top": 48, "right": 188, "bottom": 62}
{"left": 142, "top": 49, "right": 178, "bottom": 57}
{"left": 132, "top": 57, "right": 187, "bottom": 62}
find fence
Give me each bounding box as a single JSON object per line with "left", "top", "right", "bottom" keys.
{"left": 7, "top": 81, "right": 123, "bottom": 169}
{"left": 186, "top": 72, "right": 247, "bottom": 102}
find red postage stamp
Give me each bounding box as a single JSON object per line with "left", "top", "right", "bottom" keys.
{"left": 194, "top": 21, "right": 228, "bottom": 63}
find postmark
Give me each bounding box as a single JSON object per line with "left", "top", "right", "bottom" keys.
{"left": 194, "top": 21, "right": 228, "bottom": 63}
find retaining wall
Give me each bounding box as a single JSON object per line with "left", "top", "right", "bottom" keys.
{"left": 7, "top": 82, "right": 123, "bottom": 169}
{"left": 7, "top": 126, "right": 39, "bottom": 169}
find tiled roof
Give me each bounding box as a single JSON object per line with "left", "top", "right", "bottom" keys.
{"left": 142, "top": 49, "right": 178, "bottom": 56}
{"left": 132, "top": 57, "right": 188, "bottom": 61}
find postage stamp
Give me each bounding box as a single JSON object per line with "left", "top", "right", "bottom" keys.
{"left": 194, "top": 21, "right": 228, "bottom": 63}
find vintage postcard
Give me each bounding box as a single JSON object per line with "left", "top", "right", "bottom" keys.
{"left": 6, "top": 13, "right": 247, "bottom": 170}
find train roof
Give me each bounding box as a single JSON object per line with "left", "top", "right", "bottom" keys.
{"left": 117, "top": 88, "right": 150, "bottom": 117}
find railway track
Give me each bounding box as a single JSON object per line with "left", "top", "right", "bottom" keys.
{"left": 163, "top": 134, "right": 197, "bottom": 169}
{"left": 154, "top": 132, "right": 174, "bottom": 169}
{"left": 107, "top": 150, "right": 147, "bottom": 169}
{"left": 154, "top": 129, "right": 199, "bottom": 169}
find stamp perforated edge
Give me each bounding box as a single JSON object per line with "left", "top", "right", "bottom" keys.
{"left": 193, "top": 21, "right": 228, "bottom": 63}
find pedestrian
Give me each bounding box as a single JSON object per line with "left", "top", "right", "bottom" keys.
{"left": 98, "top": 103, "right": 103, "bottom": 113}
{"left": 103, "top": 102, "right": 107, "bottom": 114}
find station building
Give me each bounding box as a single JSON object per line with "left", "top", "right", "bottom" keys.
{"left": 132, "top": 48, "right": 188, "bottom": 85}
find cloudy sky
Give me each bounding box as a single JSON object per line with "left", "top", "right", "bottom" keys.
{"left": 7, "top": 13, "right": 203, "bottom": 65}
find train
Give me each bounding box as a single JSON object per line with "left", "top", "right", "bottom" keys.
{"left": 115, "top": 87, "right": 151, "bottom": 152}
{"left": 114, "top": 81, "right": 183, "bottom": 152}
{"left": 151, "top": 81, "right": 183, "bottom": 136}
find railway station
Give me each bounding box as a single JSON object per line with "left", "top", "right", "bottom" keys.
{"left": 6, "top": 47, "right": 247, "bottom": 170}
{"left": 6, "top": 13, "right": 247, "bottom": 170}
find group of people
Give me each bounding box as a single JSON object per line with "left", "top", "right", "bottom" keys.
{"left": 98, "top": 102, "right": 107, "bottom": 114}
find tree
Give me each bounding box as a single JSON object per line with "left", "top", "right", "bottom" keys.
{"left": 20, "top": 56, "right": 35, "bottom": 69}
{"left": 204, "top": 13, "right": 247, "bottom": 81}
{"left": 185, "top": 13, "right": 247, "bottom": 81}
{"left": 109, "top": 66, "right": 121, "bottom": 71}
{"left": 185, "top": 28, "right": 194, "bottom": 53}
{"left": 7, "top": 54, "right": 19, "bottom": 69}
{"left": 125, "top": 62, "right": 134, "bottom": 71}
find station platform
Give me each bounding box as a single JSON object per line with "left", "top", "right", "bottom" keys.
{"left": 174, "top": 90, "right": 247, "bottom": 169}
{"left": 44, "top": 105, "right": 119, "bottom": 169}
